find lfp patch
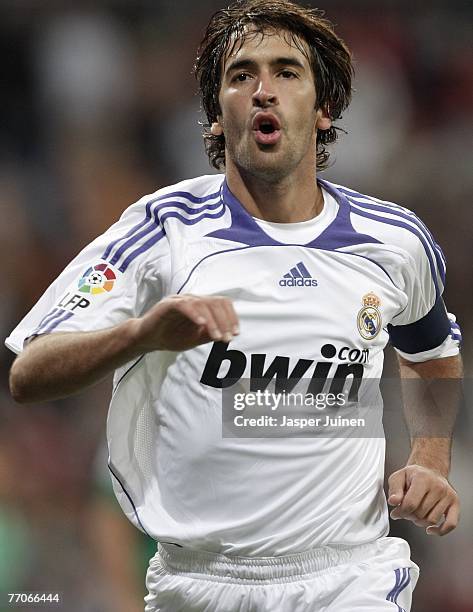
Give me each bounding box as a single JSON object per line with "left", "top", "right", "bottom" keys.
{"left": 78, "top": 263, "right": 116, "bottom": 295}
{"left": 357, "top": 292, "right": 382, "bottom": 340}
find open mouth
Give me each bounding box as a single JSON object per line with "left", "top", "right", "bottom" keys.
{"left": 259, "top": 121, "right": 277, "bottom": 134}
{"left": 252, "top": 112, "right": 282, "bottom": 145}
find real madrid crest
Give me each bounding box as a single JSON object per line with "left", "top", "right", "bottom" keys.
{"left": 357, "top": 292, "right": 382, "bottom": 340}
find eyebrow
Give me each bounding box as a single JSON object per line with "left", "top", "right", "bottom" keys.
{"left": 224, "top": 56, "right": 306, "bottom": 76}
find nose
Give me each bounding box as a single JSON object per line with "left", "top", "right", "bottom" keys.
{"left": 252, "top": 76, "right": 278, "bottom": 108}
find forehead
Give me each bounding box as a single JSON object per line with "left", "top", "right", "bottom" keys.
{"left": 222, "top": 27, "right": 312, "bottom": 70}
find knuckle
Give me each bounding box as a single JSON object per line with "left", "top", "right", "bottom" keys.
{"left": 178, "top": 295, "right": 195, "bottom": 305}
{"left": 427, "top": 512, "right": 441, "bottom": 525}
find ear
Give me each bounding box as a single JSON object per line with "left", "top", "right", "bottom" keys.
{"left": 315, "top": 107, "right": 332, "bottom": 131}
{"left": 210, "top": 121, "right": 224, "bottom": 136}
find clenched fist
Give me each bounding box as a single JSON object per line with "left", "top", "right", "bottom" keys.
{"left": 130, "top": 294, "right": 240, "bottom": 353}
{"left": 387, "top": 464, "right": 459, "bottom": 536}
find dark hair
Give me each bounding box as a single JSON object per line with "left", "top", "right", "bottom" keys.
{"left": 194, "top": 0, "right": 353, "bottom": 171}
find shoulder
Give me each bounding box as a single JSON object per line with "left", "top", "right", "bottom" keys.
{"left": 128, "top": 174, "right": 224, "bottom": 213}
{"left": 326, "top": 180, "right": 442, "bottom": 258}
{"left": 114, "top": 174, "right": 226, "bottom": 232}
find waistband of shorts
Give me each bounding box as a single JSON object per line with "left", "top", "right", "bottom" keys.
{"left": 157, "top": 540, "right": 380, "bottom": 583}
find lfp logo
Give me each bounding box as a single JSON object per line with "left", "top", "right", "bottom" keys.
{"left": 78, "top": 263, "right": 116, "bottom": 295}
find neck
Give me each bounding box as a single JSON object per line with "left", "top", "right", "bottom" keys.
{"left": 225, "top": 159, "right": 323, "bottom": 223}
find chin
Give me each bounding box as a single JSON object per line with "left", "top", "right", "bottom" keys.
{"left": 247, "top": 156, "right": 296, "bottom": 182}
{"left": 232, "top": 148, "right": 290, "bottom": 181}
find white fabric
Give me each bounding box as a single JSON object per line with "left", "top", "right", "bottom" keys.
{"left": 144, "top": 537, "right": 419, "bottom": 611}
{"left": 252, "top": 189, "right": 338, "bottom": 243}
{"left": 5, "top": 174, "right": 458, "bottom": 556}
{"left": 395, "top": 333, "right": 460, "bottom": 363}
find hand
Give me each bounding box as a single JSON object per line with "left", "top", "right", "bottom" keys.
{"left": 131, "top": 294, "right": 240, "bottom": 352}
{"left": 387, "top": 464, "right": 459, "bottom": 536}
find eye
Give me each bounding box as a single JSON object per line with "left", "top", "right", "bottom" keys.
{"left": 279, "top": 70, "right": 297, "bottom": 79}
{"left": 233, "top": 73, "right": 252, "bottom": 82}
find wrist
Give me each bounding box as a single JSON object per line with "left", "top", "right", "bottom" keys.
{"left": 407, "top": 437, "right": 451, "bottom": 478}
{"left": 117, "top": 318, "right": 148, "bottom": 359}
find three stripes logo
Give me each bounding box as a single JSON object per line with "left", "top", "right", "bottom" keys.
{"left": 279, "top": 261, "right": 318, "bottom": 287}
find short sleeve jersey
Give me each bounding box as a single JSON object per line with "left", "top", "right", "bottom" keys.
{"left": 6, "top": 175, "right": 460, "bottom": 555}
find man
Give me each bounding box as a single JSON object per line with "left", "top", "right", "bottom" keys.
{"left": 7, "top": 1, "right": 462, "bottom": 611}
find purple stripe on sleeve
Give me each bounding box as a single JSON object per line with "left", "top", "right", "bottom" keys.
{"left": 335, "top": 185, "right": 446, "bottom": 270}
{"left": 349, "top": 206, "right": 441, "bottom": 295}
{"left": 344, "top": 193, "right": 446, "bottom": 281}
{"left": 35, "top": 309, "right": 66, "bottom": 334}
{"left": 42, "top": 310, "right": 74, "bottom": 334}
{"left": 109, "top": 199, "right": 224, "bottom": 268}
{"left": 109, "top": 220, "right": 162, "bottom": 266}
{"left": 33, "top": 308, "right": 60, "bottom": 334}
{"left": 158, "top": 206, "right": 226, "bottom": 227}
{"left": 102, "top": 188, "right": 222, "bottom": 261}
{"left": 117, "top": 206, "right": 227, "bottom": 272}
{"left": 118, "top": 229, "right": 165, "bottom": 273}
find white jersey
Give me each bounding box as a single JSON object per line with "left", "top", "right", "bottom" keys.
{"left": 6, "top": 174, "right": 460, "bottom": 556}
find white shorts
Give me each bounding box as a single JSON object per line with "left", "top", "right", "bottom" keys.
{"left": 144, "top": 537, "right": 419, "bottom": 612}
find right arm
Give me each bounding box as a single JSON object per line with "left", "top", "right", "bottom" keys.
{"left": 9, "top": 294, "right": 239, "bottom": 404}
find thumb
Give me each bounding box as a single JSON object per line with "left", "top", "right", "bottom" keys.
{"left": 388, "top": 469, "right": 407, "bottom": 506}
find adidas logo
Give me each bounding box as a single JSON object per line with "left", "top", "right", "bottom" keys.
{"left": 279, "top": 261, "right": 318, "bottom": 287}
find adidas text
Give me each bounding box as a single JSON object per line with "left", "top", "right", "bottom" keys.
{"left": 279, "top": 278, "right": 318, "bottom": 287}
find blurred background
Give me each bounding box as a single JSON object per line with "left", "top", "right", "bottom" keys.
{"left": 0, "top": 0, "right": 471, "bottom": 610}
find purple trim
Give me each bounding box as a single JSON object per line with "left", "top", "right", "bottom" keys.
{"left": 103, "top": 188, "right": 222, "bottom": 259}
{"left": 386, "top": 568, "right": 402, "bottom": 603}
{"left": 33, "top": 307, "right": 60, "bottom": 334}
{"left": 158, "top": 207, "right": 226, "bottom": 226}
{"left": 118, "top": 228, "right": 165, "bottom": 273}
{"left": 108, "top": 223, "right": 156, "bottom": 266}
{"left": 108, "top": 197, "right": 224, "bottom": 267}
{"left": 108, "top": 462, "right": 151, "bottom": 537}
{"left": 397, "top": 568, "right": 411, "bottom": 612}
{"left": 117, "top": 206, "right": 227, "bottom": 272}
{"left": 344, "top": 193, "right": 446, "bottom": 285}
{"left": 450, "top": 320, "right": 462, "bottom": 342}
{"left": 336, "top": 185, "right": 446, "bottom": 270}
{"left": 41, "top": 310, "right": 74, "bottom": 334}
{"left": 208, "top": 180, "right": 281, "bottom": 246}
{"left": 310, "top": 179, "right": 382, "bottom": 250}
{"left": 349, "top": 205, "right": 441, "bottom": 296}
{"left": 35, "top": 309, "right": 67, "bottom": 334}
{"left": 208, "top": 179, "right": 383, "bottom": 251}
{"left": 386, "top": 568, "right": 410, "bottom": 612}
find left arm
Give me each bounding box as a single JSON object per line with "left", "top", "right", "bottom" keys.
{"left": 387, "top": 353, "right": 462, "bottom": 535}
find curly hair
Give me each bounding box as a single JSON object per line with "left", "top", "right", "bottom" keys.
{"left": 194, "top": 0, "right": 354, "bottom": 171}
